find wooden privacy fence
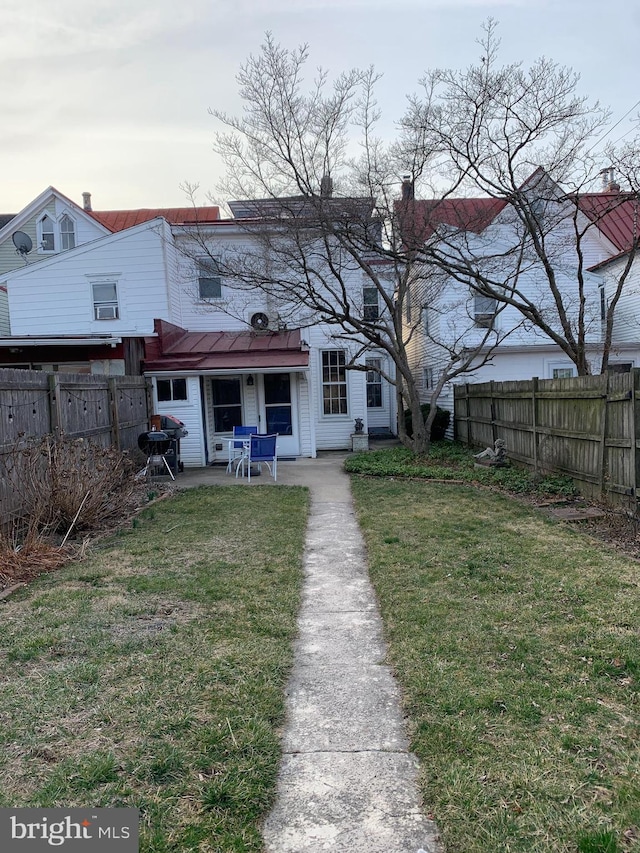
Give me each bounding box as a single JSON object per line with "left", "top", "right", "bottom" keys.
{"left": 0, "top": 368, "right": 152, "bottom": 521}
{"left": 454, "top": 371, "right": 640, "bottom": 513}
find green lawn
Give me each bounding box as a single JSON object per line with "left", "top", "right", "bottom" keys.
{"left": 0, "top": 485, "right": 308, "bottom": 853}
{"left": 350, "top": 475, "right": 640, "bottom": 853}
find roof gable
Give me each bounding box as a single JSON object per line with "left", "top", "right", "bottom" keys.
{"left": 0, "top": 186, "right": 111, "bottom": 247}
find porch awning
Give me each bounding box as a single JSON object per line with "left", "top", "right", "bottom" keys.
{"left": 143, "top": 319, "right": 309, "bottom": 373}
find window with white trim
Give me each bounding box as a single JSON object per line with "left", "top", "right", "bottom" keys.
{"left": 38, "top": 215, "right": 55, "bottom": 252}
{"left": 424, "top": 367, "right": 434, "bottom": 389}
{"left": 157, "top": 378, "right": 188, "bottom": 402}
{"left": 60, "top": 214, "right": 76, "bottom": 250}
{"left": 473, "top": 293, "right": 497, "bottom": 328}
{"left": 552, "top": 366, "right": 575, "bottom": 379}
{"left": 322, "top": 350, "right": 348, "bottom": 415}
{"left": 363, "top": 287, "right": 379, "bottom": 321}
{"left": 92, "top": 281, "right": 119, "bottom": 320}
{"left": 198, "top": 257, "right": 222, "bottom": 300}
{"left": 366, "top": 357, "right": 383, "bottom": 408}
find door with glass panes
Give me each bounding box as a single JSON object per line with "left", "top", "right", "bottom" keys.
{"left": 259, "top": 372, "right": 299, "bottom": 456}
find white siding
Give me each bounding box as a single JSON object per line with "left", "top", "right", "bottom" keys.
{"left": 153, "top": 376, "right": 206, "bottom": 467}
{"left": 7, "top": 220, "right": 172, "bottom": 337}
{"left": 0, "top": 289, "right": 10, "bottom": 335}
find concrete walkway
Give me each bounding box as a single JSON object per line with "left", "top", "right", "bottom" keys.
{"left": 176, "top": 454, "right": 443, "bottom": 851}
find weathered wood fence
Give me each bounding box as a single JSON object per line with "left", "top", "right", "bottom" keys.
{"left": 454, "top": 371, "right": 640, "bottom": 513}
{"left": 0, "top": 368, "right": 152, "bottom": 521}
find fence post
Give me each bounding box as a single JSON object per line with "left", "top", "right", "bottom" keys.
{"left": 490, "top": 381, "right": 497, "bottom": 446}
{"left": 532, "top": 377, "right": 538, "bottom": 473}
{"left": 108, "top": 378, "right": 120, "bottom": 451}
{"left": 633, "top": 370, "right": 640, "bottom": 516}
{"left": 599, "top": 372, "right": 610, "bottom": 499}
{"left": 465, "top": 384, "right": 472, "bottom": 447}
{"left": 145, "top": 379, "right": 154, "bottom": 429}
{"left": 48, "top": 373, "right": 61, "bottom": 435}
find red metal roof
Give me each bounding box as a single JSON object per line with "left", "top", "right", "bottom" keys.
{"left": 576, "top": 193, "right": 639, "bottom": 253}
{"left": 396, "top": 197, "right": 506, "bottom": 246}
{"left": 89, "top": 206, "right": 220, "bottom": 232}
{"left": 143, "top": 320, "right": 309, "bottom": 373}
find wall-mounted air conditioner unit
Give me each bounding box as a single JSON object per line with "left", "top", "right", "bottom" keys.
{"left": 95, "top": 305, "right": 119, "bottom": 320}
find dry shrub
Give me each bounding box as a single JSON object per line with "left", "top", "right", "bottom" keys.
{"left": 0, "top": 521, "right": 83, "bottom": 588}
{"left": 6, "top": 434, "right": 138, "bottom": 533}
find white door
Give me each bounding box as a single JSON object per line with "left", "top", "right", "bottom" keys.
{"left": 258, "top": 372, "right": 300, "bottom": 457}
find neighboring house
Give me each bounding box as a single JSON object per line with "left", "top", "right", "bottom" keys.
{"left": 400, "top": 169, "right": 640, "bottom": 415}
{"left": 0, "top": 187, "right": 219, "bottom": 373}
{"left": 3, "top": 190, "right": 396, "bottom": 463}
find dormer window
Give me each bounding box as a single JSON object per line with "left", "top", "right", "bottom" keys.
{"left": 39, "top": 215, "right": 55, "bottom": 252}
{"left": 60, "top": 214, "right": 76, "bottom": 250}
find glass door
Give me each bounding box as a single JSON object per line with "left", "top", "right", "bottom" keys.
{"left": 261, "top": 373, "right": 299, "bottom": 456}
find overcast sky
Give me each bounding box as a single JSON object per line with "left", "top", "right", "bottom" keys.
{"left": 1, "top": 0, "right": 639, "bottom": 214}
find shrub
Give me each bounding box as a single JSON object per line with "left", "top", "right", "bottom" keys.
{"left": 404, "top": 404, "right": 451, "bottom": 441}
{"left": 4, "top": 434, "right": 138, "bottom": 533}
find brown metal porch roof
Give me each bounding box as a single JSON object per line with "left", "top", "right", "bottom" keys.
{"left": 143, "top": 320, "right": 309, "bottom": 372}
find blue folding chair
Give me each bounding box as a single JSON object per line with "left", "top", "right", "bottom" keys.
{"left": 227, "top": 425, "right": 257, "bottom": 473}
{"left": 236, "top": 433, "right": 278, "bottom": 482}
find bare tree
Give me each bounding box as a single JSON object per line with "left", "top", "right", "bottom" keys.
{"left": 398, "top": 19, "right": 640, "bottom": 376}
{"left": 183, "top": 34, "right": 505, "bottom": 454}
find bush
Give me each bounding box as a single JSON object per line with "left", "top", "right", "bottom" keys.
{"left": 5, "top": 434, "right": 138, "bottom": 533}
{"left": 404, "top": 404, "right": 451, "bottom": 441}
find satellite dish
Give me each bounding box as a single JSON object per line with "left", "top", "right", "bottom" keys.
{"left": 250, "top": 312, "right": 270, "bottom": 331}
{"left": 12, "top": 231, "right": 33, "bottom": 257}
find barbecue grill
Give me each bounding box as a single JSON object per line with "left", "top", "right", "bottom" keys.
{"left": 149, "top": 415, "right": 188, "bottom": 474}
{"left": 138, "top": 429, "right": 175, "bottom": 479}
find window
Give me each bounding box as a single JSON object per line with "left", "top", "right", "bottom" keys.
{"left": 157, "top": 378, "right": 187, "bottom": 402}
{"left": 366, "top": 358, "right": 383, "bottom": 408}
{"left": 198, "top": 257, "right": 222, "bottom": 300}
{"left": 363, "top": 287, "right": 379, "bottom": 321}
{"left": 322, "top": 350, "right": 348, "bottom": 415}
{"left": 264, "top": 373, "right": 293, "bottom": 435}
{"left": 552, "top": 367, "right": 575, "bottom": 379}
{"left": 92, "top": 281, "right": 119, "bottom": 320}
{"left": 608, "top": 362, "right": 633, "bottom": 374}
{"left": 424, "top": 367, "right": 434, "bottom": 389}
{"left": 211, "top": 378, "right": 242, "bottom": 432}
{"left": 60, "top": 214, "right": 76, "bottom": 250}
{"left": 474, "top": 294, "right": 497, "bottom": 328}
{"left": 39, "top": 215, "right": 55, "bottom": 252}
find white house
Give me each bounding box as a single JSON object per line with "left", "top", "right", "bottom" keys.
{"left": 400, "top": 169, "right": 640, "bottom": 416}
{"left": 2, "top": 190, "right": 397, "bottom": 464}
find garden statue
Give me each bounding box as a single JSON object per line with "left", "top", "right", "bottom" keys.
{"left": 354, "top": 417, "right": 364, "bottom": 434}
{"left": 474, "top": 438, "right": 508, "bottom": 467}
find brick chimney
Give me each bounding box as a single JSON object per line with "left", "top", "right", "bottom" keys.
{"left": 82, "top": 192, "right": 92, "bottom": 211}
{"left": 401, "top": 175, "right": 415, "bottom": 201}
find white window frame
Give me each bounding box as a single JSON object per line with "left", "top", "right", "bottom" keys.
{"left": 365, "top": 357, "right": 383, "bottom": 409}
{"left": 473, "top": 293, "right": 497, "bottom": 328}
{"left": 321, "top": 350, "right": 348, "bottom": 416}
{"left": 156, "top": 377, "right": 188, "bottom": 402}
{"left": 424, "top": 367, "right": 434, "bottom": 389}
{"left": 59, "top": 213, "right": 76, "bottom": 250}
{"left": 197, "top": 257, "right": 223, "bottom": 301}
{"left": 91, "top": 279, "right": 120, "bottom": 321}
{"left": 548, "top": 362, "right": 576, "bottom": 379}
{"left": 37, "top": 214, "right": 55, "bottom": 253}
{"left": 363, "top": 286, "right": 379, "bottom": 321}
